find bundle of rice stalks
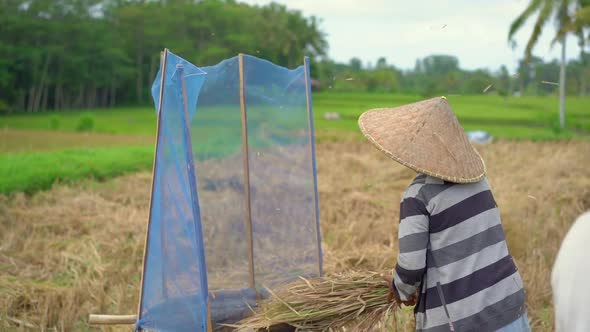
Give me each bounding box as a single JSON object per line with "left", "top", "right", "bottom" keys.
{"left": 231, "top": 272, "right": 399, "bottom": 331}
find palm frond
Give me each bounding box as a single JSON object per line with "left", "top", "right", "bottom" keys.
{"left": 575, "top": 5, "right": 590, "bottom": 23}
{"left": 551, "top": 0, "right": 590, "bottom": 47}
{"left": 572, "top": 12, "right": 586, "bottom": 50}
{"left": 523, "top": 0, "right": 555, "bottom": 62}
{"left": 508, "top": 0, "right": 544, "bottom": 41}
{"left": 573, "top": 1, "right": 590, "bottom": 49}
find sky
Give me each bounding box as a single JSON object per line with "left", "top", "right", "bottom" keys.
{"left": 240, "top": 0, "right": 583, "bottom": 73}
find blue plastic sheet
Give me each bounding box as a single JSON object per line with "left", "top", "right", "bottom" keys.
{"left": 242, "top": 55, "right": 322, "bottom": 286}
{"left": 138, "top": 50, "right": 209, "bottom": 332}
{"left": 192, "top": 56, "right": 251, "bottom": 291}
{"left": 139, "top": 50, "right": 322, "bottom": 331}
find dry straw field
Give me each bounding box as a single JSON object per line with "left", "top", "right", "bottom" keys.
{"left": 1, "top": 138, "right": 589, "bottom": 331}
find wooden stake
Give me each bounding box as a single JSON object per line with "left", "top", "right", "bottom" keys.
{"left": 238, "top": 53, "right": 257, "bottom": 293}
{"left": 179, "top": 63, "right": 213, "bottom": 332}
{"left": 136, "top": 48, "right": 169, "bottom": 328}
{"left": 304, "top": 56, "right": 323, "bottom": 276}
{"left": 88, "top": 314, "right": 137, "bottom": 325}
{"left": 207, "top": 299, "right": 213, "bottom": 332}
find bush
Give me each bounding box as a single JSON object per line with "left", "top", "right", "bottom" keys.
{"left": 49, "top": 115, "right": 60, "bottom": 130}
{"left": 76, "top": 113, "right": 95, "bottom": 132}
{"left": 0, "top": 99, "right": 11, "bottom": 115}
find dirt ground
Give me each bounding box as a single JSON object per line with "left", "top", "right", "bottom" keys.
{"left": 1, "top": 139, "right": 589, "bottom": 331}
{"left": 0, "top": 128, "right": 153, "bottom": 153}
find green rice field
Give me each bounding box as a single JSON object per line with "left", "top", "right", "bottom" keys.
{"left": 0, "top": 93, "right": 588, "bottom": 194}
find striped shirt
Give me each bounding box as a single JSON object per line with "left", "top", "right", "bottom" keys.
{"left": 393, "top": 174, "right": 526, "bottom": 332}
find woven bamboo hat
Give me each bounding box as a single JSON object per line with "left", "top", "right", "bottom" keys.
{"left": 358, "top": 96, "right": 486, "bottom": 183}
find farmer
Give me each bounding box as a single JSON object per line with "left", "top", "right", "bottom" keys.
{"left": 358, "top": 97, "right": 530, "bottom": 332}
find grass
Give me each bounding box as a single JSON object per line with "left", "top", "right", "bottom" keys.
{"left": 0, "top": 128, "right": 153, "bottom": 154}
{"left": 0, "top": 93, "right": 588, "bottom": 140}
{"left": 0, "top": 108, "right": 158, "bottom": 136}
{"left": 0, "top": 93, "right": 587, "bottom": 194}
{"left": 0, "top": 146, "right": 154, "bottom": 194}
{"left": 0, "top": 140, "right": 588, "bottom": 331}
{"left": 312, "top": 93, "right": 590, "bottom": 139}
{"left": 0, "top": 174, "right": 151, "bottom": 331}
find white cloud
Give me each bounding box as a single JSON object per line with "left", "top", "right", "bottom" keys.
{"left": 240, "top": 0, "right": 583, "bottom": 73}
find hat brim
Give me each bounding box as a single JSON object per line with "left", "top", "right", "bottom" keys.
{"left": 358, "top": 98, "right": 486, "bottom": 184}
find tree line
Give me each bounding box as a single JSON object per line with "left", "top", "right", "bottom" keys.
{"left": 0, "top": 0, "right": 327, "bottom": 113}
{"left": 0, "top": 0, "right": 588, "bottom": 114}
{"left": 313, "top": 54, "right": 590, "bottom": 97}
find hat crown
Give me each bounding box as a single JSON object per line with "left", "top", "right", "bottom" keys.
{"left": 358, "top": 97, "right": 485, "bottom": 183}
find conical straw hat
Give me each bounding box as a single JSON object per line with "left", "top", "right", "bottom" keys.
{"left": 358, "top": 97, "right": 486, "bottom": 183}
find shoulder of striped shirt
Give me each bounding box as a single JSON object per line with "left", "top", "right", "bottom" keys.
{"left": 425, "top": 176, "right": 445, "bottom": 185}
{"left": 401, "top": 174, "right": 425, "bottom": 202}
{"left": 403, "top": 174, "right": 488, "bottom": 208}
{"left": 404, "top": 176, "right": 454, "bottom": 202}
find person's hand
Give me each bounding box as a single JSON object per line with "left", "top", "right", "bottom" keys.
{"left": 381, "top": 274, "right": 418, "bottom": 306}
{"left": 381, "top": 274, "right": 396, "bottom": 303}
{"left": 402, "top": 292, "right": 418, "bottom": 306}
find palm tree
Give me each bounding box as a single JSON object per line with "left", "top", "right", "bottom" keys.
{"left": 569, "top": 1, "right": 590, "bottom": 96}
{"left": 508, "top": 0, "right": 577, "bottom": 129}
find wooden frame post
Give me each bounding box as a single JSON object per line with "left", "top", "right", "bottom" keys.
{"left": 303, "top": 56, "right": 323, "bottom": 276}
{"left": 88, "top": 315, "right": 137, "bottom": 325}
{"left": 178, "top": 63, "right": 213, "bottom": 332}
{"left": 238, "top": 53, "right": 257, "bottom": 293}
{"left": 135, "top": 49, "right": 169, "bottom": 329}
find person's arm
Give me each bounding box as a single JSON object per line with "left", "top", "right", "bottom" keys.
{"left": 392, "top": 195, "right": 429, "bottom": 303}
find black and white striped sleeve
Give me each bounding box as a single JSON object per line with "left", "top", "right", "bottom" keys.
{"left": 393, "top": 193, "right": 429, "bottom": 301}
